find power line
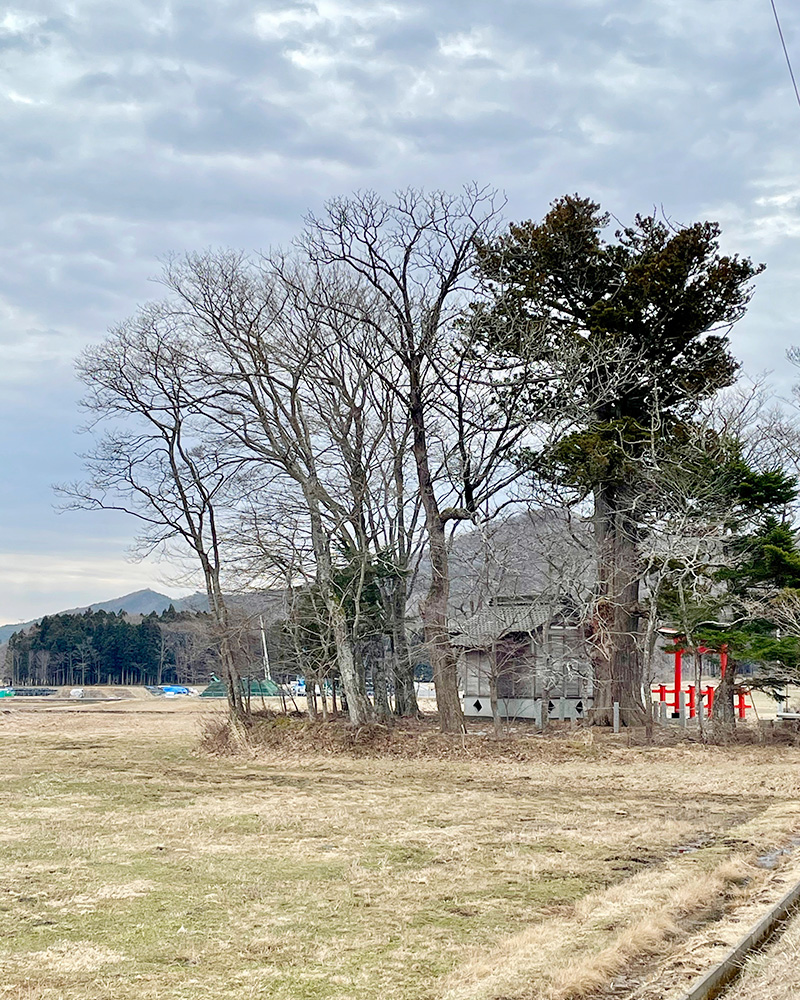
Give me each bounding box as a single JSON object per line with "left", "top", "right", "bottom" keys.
{"left": 769, "top": 0, "right": 800, "bottom": 113}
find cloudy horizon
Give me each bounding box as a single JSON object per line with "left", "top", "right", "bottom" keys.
{"left": 2, "top": 0, "right": 800, "bottom": 623}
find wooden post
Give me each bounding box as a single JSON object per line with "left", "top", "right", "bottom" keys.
{"left": 674, "top": 648, "right": 682, "bottom": 715}
{"left": 679, "top": 691, "right": 687, "bottom": 728}
{"left": 559, "top": 696, "right": 567, "bottom": 721}
{"left": 613, "top": 702, "right": 620, "bottom": 733}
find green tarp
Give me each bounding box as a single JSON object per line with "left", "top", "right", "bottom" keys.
{"left": 200, "top": 677, "right": 281, "bottom": 698}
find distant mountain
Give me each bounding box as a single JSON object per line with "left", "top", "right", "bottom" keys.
{"left": 0, "top": 588, "right": 207, "bottom": 645}
{"left": 0, "top": 587, "right": 294, "bottom": 646}
{"left": 0, "top": 619, "right": 36, "bottom": 645}
{"left": 61, "top": 588, "right": 178, "bottom": 617}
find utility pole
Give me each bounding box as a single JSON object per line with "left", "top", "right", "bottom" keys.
{"left": 260, "top": 616, "right": 272, "bottom": 681}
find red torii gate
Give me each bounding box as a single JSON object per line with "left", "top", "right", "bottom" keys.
{"left": 653, "top": 641, "right": 749, "bottom": 720}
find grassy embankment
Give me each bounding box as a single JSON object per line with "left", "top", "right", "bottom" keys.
{"left": 3, "top": 704, "right": 800, "bottom": 999}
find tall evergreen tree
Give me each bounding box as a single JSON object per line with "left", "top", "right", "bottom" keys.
{"left": 476, "top": 195, "right": 764, "bottom": 724}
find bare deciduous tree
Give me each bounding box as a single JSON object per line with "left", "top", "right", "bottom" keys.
{"left": 297, "top": 186, "right": 549, "bottom": 732}
{"left": 159, "top": 252, "right": 423, "bottom": 725}
{"left": 61, "top": 317, "right": 248, "bottom": 720}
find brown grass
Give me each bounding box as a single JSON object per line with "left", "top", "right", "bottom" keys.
{"left": 439, "top": 858, "right": 751, "bottom": 1000}
{"left": 199, "top": 711, "right": 612, "bottom": 759}
{"left": 726, "top": 910, "right": 800, "bottom": 999}
{"left": 14, "top": 941, "right": 127, "bottom": 973}
{"left": 3, "top": 702, "right": 800, "bottom": 999}
{"left": 200, "top": 710, "right": 800, "bottom": 762}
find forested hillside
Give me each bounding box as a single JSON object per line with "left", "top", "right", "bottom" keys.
{"left": 2, "top": 607, "right": 219, "bottom": 687}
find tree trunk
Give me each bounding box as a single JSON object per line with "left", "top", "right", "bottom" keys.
{"left": 715, "top": 658, "right": 736, "bottom": 730}
{"left": 409, "top": 364, "right": 464, "bottom": 733}
{"left": 306, "top": 680, "right": 318, "bottom": 721}
{"left": 694, "top": 650, "right": 705, "bottom": 742}
{"left": 318, "top": 671, "right": 329, "bottom": 722}
{"left": 307, "top": 501, "right": 374, "bottom": 726}
{"left": 489, "top": 642, "right": 502, "bottom": 739}
{"left": 329, "top": 603, "right": 374, "bottom": 725}
{"left": 591, "top": 483, "right": 646, "bottom": 726}
{"left": 421, "top": 514, "right": 464, "bottom": 732}
{"left": 388, "top": 578, "right": 419, "bottom": 717}
{"left": 203, "top": 565, "right": 246, "bottom": 723}
{"left": 611, "top": 594, "right": 645, "bottom": 725}
{"left": 372, "top": 640, "right": 392, "bottom": 720}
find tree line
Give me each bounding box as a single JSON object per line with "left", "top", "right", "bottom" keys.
{"left": 60, "top": 187, "right": 800, "bottom": 730}
{"left": 3, "top": 607, "right": 220, "bottom": 688}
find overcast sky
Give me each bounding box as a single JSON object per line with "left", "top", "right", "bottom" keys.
{"left": 2, "top": 0, "right": 800, "bottom": 623}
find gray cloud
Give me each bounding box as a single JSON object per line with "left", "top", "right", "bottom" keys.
{"left": 2, "top": 0, "right": 800, "bottom": 618}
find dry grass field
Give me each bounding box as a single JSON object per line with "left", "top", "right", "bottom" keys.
{"left": 3, "top": 703, "right": 800, "bottom": 1000}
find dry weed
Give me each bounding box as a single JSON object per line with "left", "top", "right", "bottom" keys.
{"left": 439, "top": 856, "right": 752, "bottom": 1000}
{"left": 5, "top": 941, "right": 126, "bottom": 973}
{"left": 727, "top": 911, "right": 800, "bottom": 999}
